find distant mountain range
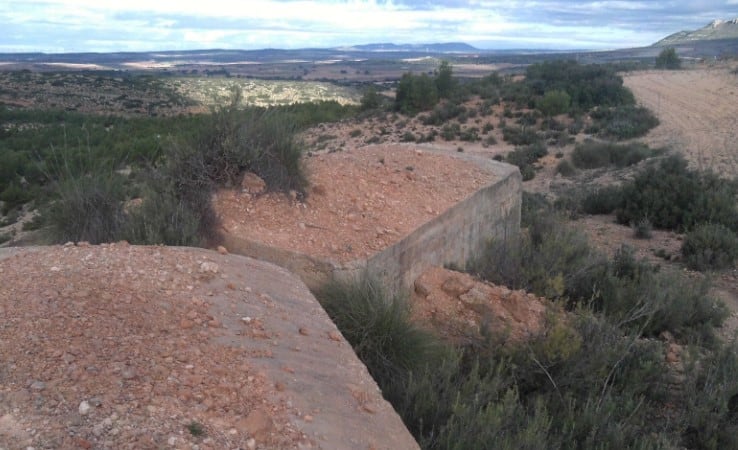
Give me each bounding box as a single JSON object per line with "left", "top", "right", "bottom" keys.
{"left": 339, "top": 42, "right": 479, "bottom": 53}
{"left": 655, "top": 18, "right": 738, "bottom": 46}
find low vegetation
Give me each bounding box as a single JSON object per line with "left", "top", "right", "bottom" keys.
{"left": 588, "top": 105, "right": 660, "bottom": 140}
{"left": 571, "top": 140, "right": 655, "bottom": 169}
{"left": 0, "top": 89, "right": 357, "bottom": 245}
{"left": 525, "top": 60, "right": 636, "bottom": 112}
{"left": 682, "top": 223, "right": 738, "bottom": 271}
{"left": 504, "top": 143, "right": 548, "bottom": 181}
{"left": 615, "top": 155, "right": 738, "bottom": 232}
{"left": 318, "top": 208, "right": 735, "bottom": 449}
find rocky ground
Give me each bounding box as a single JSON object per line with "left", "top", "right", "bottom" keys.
{"left": 214, "top": 145, "right": 495, "bottom": 262}
{"left": 411, "top": 267, "right": 549, "bottom": 346}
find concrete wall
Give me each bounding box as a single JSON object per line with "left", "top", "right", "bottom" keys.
{"left": 223, "top": 155, "right": 521, "bottom": 297}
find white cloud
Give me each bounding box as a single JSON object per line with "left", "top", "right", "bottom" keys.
{"left": 1, "top": 0, "right": 737, "bottom": 52}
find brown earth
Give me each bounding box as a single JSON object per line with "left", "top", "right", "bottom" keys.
{"left": 412, "top": 267, "right": 549, "bottom": 345}
{"left": 623, "top": 66, "right": 738, "bottom": 175}
{"left": 214, "top": 145, "right": 495, "bottom": 262}
{"left": 0, "top": 244, "right": 419, "bottom": 450}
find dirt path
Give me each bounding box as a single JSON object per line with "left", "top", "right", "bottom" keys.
{"left": 623, "top": 67, "right": 738, "bottom": 175}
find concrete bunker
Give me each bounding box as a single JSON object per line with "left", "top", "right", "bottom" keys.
{"left": 215, "top": 144, "right": 522, "bottom": 296}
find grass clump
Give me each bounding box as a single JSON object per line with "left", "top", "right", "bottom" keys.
{"left": 186, "top": 421, "right": 205, "bottom": 437}
{"left": 314, "top": 276, "right": 440, "bottom": 383}
{"left": 681, "top": 223, "right": 738, "bottom": 271}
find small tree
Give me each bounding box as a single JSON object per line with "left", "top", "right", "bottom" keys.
{"left": 656, "top": 48, "right": 681, "bottom": 70}
{"left": 360, "top": 86, "right": 382, "bottom": 111}
{"left": 395, "top": 72, "right": 439, "bottom": 114}
{"left": 435, "top": 60, "right": 455, "bottom": 99}
{"left": 537, "top": 90, "right": 571, "bottom": 117}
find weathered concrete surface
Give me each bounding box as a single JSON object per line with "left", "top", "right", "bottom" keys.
{"left": 224, "top": 155, "right": 521, "bottom": 297}
{"left": 0, "top": 245, "right": 419, "bottom": 450}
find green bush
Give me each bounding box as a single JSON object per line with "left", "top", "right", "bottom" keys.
{"left": 505, "top": 142, "right": 548, "bottom": 181}
{"left": 655, "top": 48, "right": 681, "bottom": 70}
{"left": 459, "top": 127, "right": 480, "bottom": 142}
{"left": 590, "top": 106, "right": 659, "bottom": 140}
{"left": 395, "top": 72, "right": 440, "bottom": 114}
{"left": 421, "top": 102, "right": 466, "bottom": 126}
{"left": 537, "top": 90, "right": 571, "bottom": 116}
{"left": 616, "top": 155, "right": 738, "bottom": 231}
{"left": 401, "top": 131, "right": 416, "bottom": 142}
{"left": 681, "top": 343, "right": 738, "bottom": 450}
{"left": 435, "top": 61, "right": 456, "bottom": 99}
{"left": 0, "top": 182, "right": 33, "bottom": 214}
{"left": 521, "top": 191, "right": 552, "bottom": 227}
{"left": 360, "top": 86, "right": 383, "bottom": 111}
{"left": 682, "top": 224, "right": 738, "bottom": 271}
{"left": 525, "top": 61, "right": 635, "bottom": 111}
{"left": 473, "top": 214, "right": 597, "bottom": 299}
{"left": 571, "top": 140, "right": 653, "bottom": 169}
{"left": 502, "top": 126, "right": 542, "bottom": 146}
{"left": 565, "top": 246, "right": 726, "bottom": 342}
{"left": 555, "top": 159, "right": 576, "bottom": 177}
{"left": 441, "top": 123, "right": 460, "bottom": 141}
{"left": 474, "top": 214, "right": 727, "bottom": 342}
{"left": 632, "top": 218, "right": 653, "bottom": 239}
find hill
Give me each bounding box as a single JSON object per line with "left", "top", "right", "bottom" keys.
{"left": 655, "top": 18, "right": 738, "bottom": 46}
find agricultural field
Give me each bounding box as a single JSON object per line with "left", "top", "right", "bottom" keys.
{"left": 623, "top": 65, "right": 738, "bottom": 175}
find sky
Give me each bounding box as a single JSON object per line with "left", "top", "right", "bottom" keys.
{"left": 1, "top": 0, "right": 737, "bottom": 53}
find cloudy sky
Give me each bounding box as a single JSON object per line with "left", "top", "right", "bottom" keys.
{"left": 1, "top": 0, "right": 737, "bottom": 53}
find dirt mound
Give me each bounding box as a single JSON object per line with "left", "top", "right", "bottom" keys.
{"left": 0, "top": 244, "right": 418, "bottom": 450}
{"left": 214, "top": 145, "right": 495, "bottom": 262}
{"left": 411, "top": 267, "right": 549, "bottom": 345}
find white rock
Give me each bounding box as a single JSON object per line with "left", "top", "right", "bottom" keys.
{"left": 79, "top": 400, "right": 91, "bottom": 415}
{"left": 199, "top": 261, "right": 219, "bottom": 274}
